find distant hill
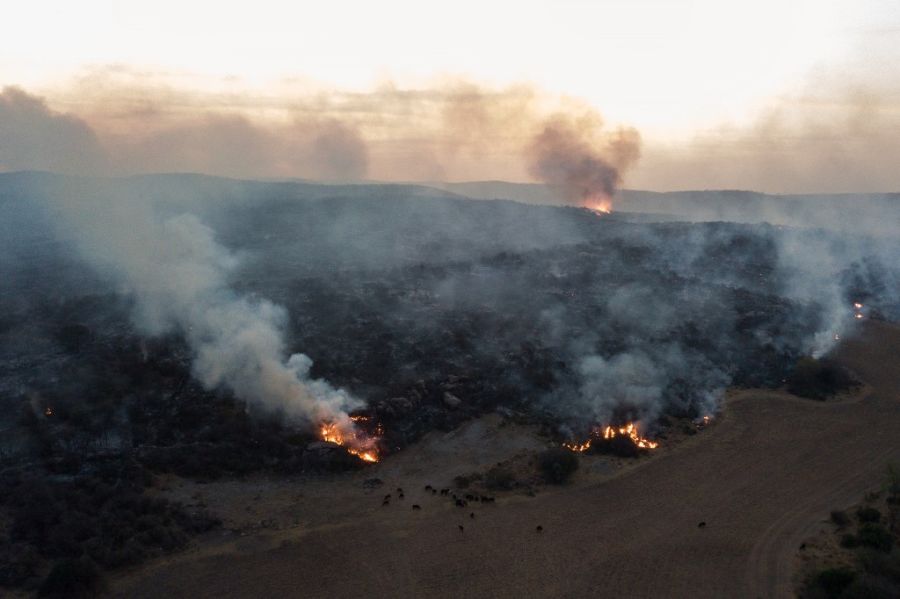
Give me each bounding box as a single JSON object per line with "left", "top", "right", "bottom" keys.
{"left": 427, "top": 180, "right": 900, "bottom": 233}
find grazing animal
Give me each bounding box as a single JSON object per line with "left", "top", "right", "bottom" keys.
{"left": 469, "top": 512, "right": 475, "bottom": 519}
{"left": 465, "top": 494, "right": 474, "bottom": 501}
{"left": 384, "top": 494, "right": 391, "bottom": 501}
{"left": 698, "top": 521, "right": 706, "bottom": 528}
{"left": 382, "top": 500, "right": 390, "bottom": 506}
{"left": 399, "top": 493, "right": 404, "bottom": 500}
{"left": 455, "top": 499, "right": 467, "bottom": 508}
{"left": 440, "top": 489, "right": 450, "bottom": 496}
{"left": 425, "top": 485, "right": 432, "bottom": 491}
{"left": 397, "top": 487, "right": 403, "bottom": 494}
{"left": 412, "top": 504, "right": 421, "bottom": 510}
{"left": 432, "top": 489, "right": 437, "bottom": 495}
{"left": 536, "top": 525, "right": 543, "bottom": 532}
{"left": 458, "top": 525, "right": 464, "bottom": 533}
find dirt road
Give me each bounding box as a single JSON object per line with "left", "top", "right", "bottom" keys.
{"left": 111, "top": 321, "right": 900, "bottom": 598}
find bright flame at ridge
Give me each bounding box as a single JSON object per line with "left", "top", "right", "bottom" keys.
{"left": 319, "top": 420, "right": 381, "bottom": 463}
{"left": 603, "top": 422, "right": 659, "bottom": 449}
{"left": 585, "top": 198, "right": 612, "bottom": 214}
{"left": 563, "top": 421, "right": 658, "bottom": 452}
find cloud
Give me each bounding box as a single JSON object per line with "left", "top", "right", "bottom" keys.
{"left": 0, "top": 87, "right": 107, "bottom": 174}
{"left": 630, "top": 81, "right": 900, "bottom": 193}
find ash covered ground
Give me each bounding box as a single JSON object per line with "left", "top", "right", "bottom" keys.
{"left": 1, "top": 172, "right": 898, "bottom": 592}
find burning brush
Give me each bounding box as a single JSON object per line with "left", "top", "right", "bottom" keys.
{"left": 318, "top": 415, "right": 382, "bottom": 463}
{"left": 585, "top": 197, "right": 612, "bottom": 214}
{"left": 563, "top": 421, "right": 659, "bottom": 456}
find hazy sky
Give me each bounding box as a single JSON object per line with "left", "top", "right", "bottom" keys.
{"left": 2, "top": 0, "right": 900, "bottom": 191}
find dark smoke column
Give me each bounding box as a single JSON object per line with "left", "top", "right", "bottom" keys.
{"left": 526, "top": 113, "right": 641, "bottom": 211}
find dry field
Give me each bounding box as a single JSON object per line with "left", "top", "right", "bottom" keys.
{"left": 109, "top": 320, "right": 900, "bottom": 598}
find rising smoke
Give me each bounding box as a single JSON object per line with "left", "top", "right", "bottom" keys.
{"left": 49, "top": 191, "right": 363, "bottom": 435}
{"left": 527, "top": 113, "right": 641, "bottom": 206}
{"left": 3, "top": 78, "right": 899, "bottom": 446}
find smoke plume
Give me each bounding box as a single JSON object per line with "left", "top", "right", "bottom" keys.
{"left": 53, "top": 193, "right": 363, "bottom": 434}
{"left": 527, "top": 113, "right": 641, "bottom": 207}
{"left": 0, "top": 87, "right": 107, "bottom": 174}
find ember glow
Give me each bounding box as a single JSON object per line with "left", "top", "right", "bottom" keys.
{"left": 319, "top": 419, "right": 381, "bottom": 463}
{"left": 585, "top": 197, "right": 613, "bottom": 214}
{"left": 603, "top": 423, "right": 659, "bottom": 449}
{"left": 563, "top": 421, "right": 659, "bottom": 453}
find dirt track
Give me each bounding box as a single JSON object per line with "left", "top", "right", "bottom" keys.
{"left": 111, "top": 321, "right": 900, "bottom": 599}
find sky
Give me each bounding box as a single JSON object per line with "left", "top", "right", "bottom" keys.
{"left": 2, "top": 0, "right": 900, "bottom": 192}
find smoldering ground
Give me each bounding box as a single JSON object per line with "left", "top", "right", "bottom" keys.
{"left": 1, "top": 79, "right": 899, "bottom": 444}
{"left": 2, "top": 173, "right": 898, "bottom": 450}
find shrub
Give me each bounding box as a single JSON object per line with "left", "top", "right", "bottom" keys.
{"left": 858, "top": 548, "right": 900, "bottom": 581}
{"left": 538, "top": 448, "right": 579, "bottom": 484}
{"left": 807, "top": 567, "right": 856, "bottom": 598}
{"left": 484, "top": 465, "right": 516, "bottom": 491}
{"left": 839, "top": 575, "right": 900, "bottom": 599}
{"left": 885, "top": 463, "right": 900, "bottom": 502}
{"left": 857, "top": 524, "right": 893, "bottom": 553}
{"left": 0, "top": 543, "right": 40, "bottom": 587}
{"left": 856, "top": 507, "right": 882, "bottom": 523}
{"left": 39, "top": 557, "right": 104, "bottom": 597}
{"left": 830, "top": 510, "right": 850, "bottom": 526}
{"left": 840, "top": 533, "right": 859, "bottom": 548}
{"left": 589, "top": 435, "right": 641, "bottom": 457}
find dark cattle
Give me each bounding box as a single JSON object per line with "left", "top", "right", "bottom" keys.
{"left": 455, "top": 499, "right": 467, "bottom": 508}
{"left": 536, "top": 525, "right": 543, "bottom": 532}
{"left": 399, "top": 493, "right": 404, "bottom": 500}
{"left": 440, "top": 489, "right": 450, "bottom": 496}
{"left": 432, "top": 489, "right": 437, "bottom": 495}
{"left": 382, "top": 500, "right": 390, "bottom": 506}
{"left": 469, "top": 513, "right": 475, "bottom": 519}
{"left": 384, "top": 494, "right": 391, "bottom": 501}
{"left": 412, "top": 504, "right": 421, "bottom": 510}
{"left": 425, "top": 485, "right": 432, "bottom": 491}
{"left": 458, "top": 525, "right": 464, "bottom": 533}
{"left": 698, "top": 521, "right": 706, "bottom": 528}
{"left": 397, "top": 488, "right": 403, "bottom": 493}
{"left": 465, "top": 494, "right": 474, "bottom": 501}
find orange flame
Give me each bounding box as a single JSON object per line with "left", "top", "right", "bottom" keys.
{"left": 563, "top": 421, "right": 658, "bottom": 452}
{"left": 319, "top": 420, "right": 381, "bottom": 463}
{"left": 585, "top": 199, "right": 612, "bottom": 214}
{"left": 602, "top": 422, "right": 659, "bottom": 449}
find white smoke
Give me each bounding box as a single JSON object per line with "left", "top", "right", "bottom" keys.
{"left": 52, "top": 196, "right": 361, "bottom": 430}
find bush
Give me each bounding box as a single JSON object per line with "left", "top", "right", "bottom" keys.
{"left": 589, "top": 434, "right": 641, "bottom": 458}
{"left": 787, "top": 357, "right": 857, "bottom": 400}
{"left": 484, "top": 465, "right": 516, "bottom": 491}
{"left": 858, "top": 548, "right": 900, "bottom": 581}
{"left": 831, "top": 510, "right": 850, "bottom": 526}
{"left": 807, "top": 567, "right": 856, "bottom": 598}
{"left": 856, "top": 507, "right": 882, "bottom": 523}
{"left": 840, "top": 533, "right": 859, "bottom": 548}
{"left": 39, "top": 557, "right": 104, "bottom": 597}
{"left": 538, "top": 448, "right": 579, "bottom": 484}
{"left": 839, "top": 574, "right": 900, "bottom": 599}
{"left": 857, "top": 524, "right": 893, "bottom": 553}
